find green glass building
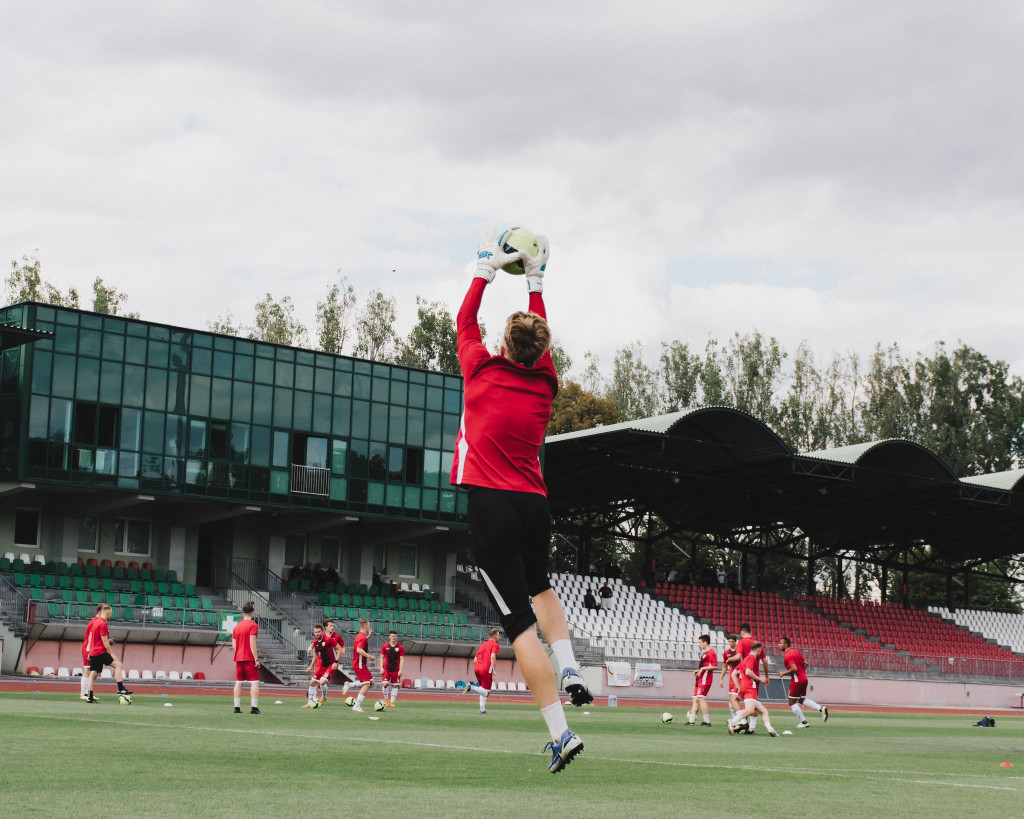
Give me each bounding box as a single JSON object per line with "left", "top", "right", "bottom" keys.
{"left": 0, "top": 302, "right": 468, "bottom": 592}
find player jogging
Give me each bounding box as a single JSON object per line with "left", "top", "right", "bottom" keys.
{"left": 719, "top": 634, "right": 740, "bottom": 726}
{"left": 350, "top": 619, "right": 374, "bottom": 712}
{"left": 777, "top": 636, "right": 829, "bottom": 726}
{"left": 727, "top": 642, "right": 779, "bottom": 737}
{"left": 464, "top": 628, "right": 500, "bottom": 714}
{"left": 231, "top": 602, "right": 260, "bottom": 714}
{"left": 451, "top": 228, "right": 589, "bottom": 774}
{"left": 380, "top": 630, "right": 405, "bottom": 707}
{"left": 727, "top": 623, "right": 770, "bottom": 734}
{"left": 686, "top": 634, "right": 717, "bottom": 726}
{"left": 84, "top": 604, "right": 132, "bottom": 703}
{"left": 303, "top": 623, "right": 337, "bottom": 708}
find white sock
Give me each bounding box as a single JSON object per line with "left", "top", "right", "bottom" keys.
{"left": 308, "top": 686, "right": 316, "bottom": 702}
{"left": 791, "top": 703, "right": 805, "bottom": 721}
{"left": 551, "top": 639, "right": 577, "bottom": 675}
{"left": 355, "top": 693, "right": 365, "bottom": 706}
{"left": 468, "top": 683, "right": 485, "bottom": 696}
{"left": 234, "top": 697, "right": 241, "bottom": 708}
{"left": 479, "top": 695, "right": 487, "bottom": 711}
{"left": 540, "top": 700, "right": 570, "bottom": 742}
{"left": 728, "top": 703, "right": 736, "bottom": 719}
{"left": 251, "top": 697, "right": 258, "bottom": 708}
{"left": 390, "top": 688, "right": 398, "bottom": 703}
{"left": 80, "top": 675, "right": 89, "bottom": 696}
{"left": 762, "top": 716, "right": 773, "bottom": 732}
{"left": 320, "top": 683, "right": 328, "bottom": 700}
{"left": 804, "top": 698, "right": 822, "bottom": 711}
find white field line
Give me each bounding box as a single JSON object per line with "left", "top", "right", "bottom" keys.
{"left": 11, "top": 713, "right": 1022, "bottom": 792}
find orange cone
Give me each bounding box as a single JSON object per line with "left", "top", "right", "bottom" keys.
{"left": 999, "top": 762, "right": 1013, "bottom": 767}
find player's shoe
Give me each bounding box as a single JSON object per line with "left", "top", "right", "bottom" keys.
{"left": 86, "top": 696, "right": 99, "bottom": 704}
{"left": 727, "top": 720, "right": 737, "bottom": 734}
{"left": 768, "top": 728, "right": 780, "bottom": 738}
{"left": 351, "top": 704, "right": 364, "bottom": 712}
{"left": 797, "top": 720, "right": 810, "bottom": 728}
{"left": 686, "top": 710, "right": 694, "bottom": 725}
{"left": 118, "top": 687, "right": 133, "bottom": 695}
{"left": 233, "top": 707, "right": 241, "bottom": 714}
{"left": 479, "top": 709, "right": 487, "bottom": 714}
{"left": 250, "top": 707, "right": 261, "bottom": 715}
{"left": 544, "top": 728, "right": 583, "bottom": 773}
{"left": 302, "top": 700, "right": 316, "bottom": 708}
{"left": 821, "top": 705, "right": 829, "bottom": 722}
{"left": 701, "top": 721, "right": 712, "bottom": 727}
{"left": 560, "top": 668, "right": 593, "bottom": 707}
{"left": 80, "top": 694, "right": 89, "bottom": 701}
{"left": 387, "top": 701, "right": 396, "bottom": 707}
{"left": 341, "top": 681, "right": 352, "bottom": 696}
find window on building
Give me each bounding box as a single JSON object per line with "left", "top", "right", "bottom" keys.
{"left": 77, "top": 516, "right": 98, "bottom": 552}
{"left": 114, "top": 518, "right": 151, "bottom": 556}
{"left": 14, "top": 509, "right": 40, "bottom": 548}
{"left": 397, "top": 543, "right": 418, "bottom": 578}
{"left": 284, "top": 534, "right": 306, "bottom": 568}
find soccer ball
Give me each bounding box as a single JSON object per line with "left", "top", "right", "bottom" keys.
{"left": 119, "top": 694, "right": 132, "bottom": 705}
{"left": 374, "top": 699, "right": 386, "bottom": 712}
{"left": 498, "top": 227, "right": 539, "bottom": 275}
{"left": 344, "top": 696, "right": 356, "bottom": 707}
{"left": 661, "top": 712, "right": 673, "bottom": 723}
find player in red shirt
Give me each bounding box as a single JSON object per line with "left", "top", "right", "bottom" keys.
{"left": 84, "top": 604, "right": 132, "bottom": 703}
{"left": 726, "top": 623, "right": 771, "bottom": 733}
{"left": 719, "top": 634, "right": 741, "bottom": 726}
{"left": 80, "top": 606, "right": 101, "bottom": 700}
{"left": 451, "top": 229, "right": 586, "bottom": 774}
{"left": 778, "top": 636, "right": 829, "bottom": 727}
{"left": 727, "top": 642, "right": 779, "bottom": 737}
{"left": 380, "top": 630, "right": 405, "bottom": 707}
{"left": 464, "top": 628, "right": 501, "bottom": 714}
{"left": 686, "top": 634, "right": 717, "bottom": 726}
{"left": 350, "top": 619, "right": 374, "bottom": 712}
{"left": 231, "top": 603, "right": 260, "bottom": 714}
{"left": 303, "top": 622, "right": 339, "bottom": 708}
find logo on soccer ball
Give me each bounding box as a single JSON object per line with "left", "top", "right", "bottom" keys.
{"left": 119, "top": 694, "right": 132, "bottom": 705}
{"left": 374, "top": 699, "right": 386, "bottom": 712}
{"left": 661, "top": 712, "right": 673, "bottom": 723}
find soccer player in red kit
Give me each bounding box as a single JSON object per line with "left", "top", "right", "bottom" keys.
{"left": 687, "top": 634, "right": 717, "bottom": 726}
{"left": 380, "top": 630, "right": 405, "bottom": 707}
{"left": 464, "top": 628, "right": 500, "bottom": 714}
{"left": 303, "top": 622, "right": 339, "bottom": 708}
{"left": 727, "top": 642, "right": 779, "bottom": 737}
{"left": 451, "top": 228, "right": 588, "bottom": 774}
{"left": 350, "top": 619, "right": 374, "bottom": 712}
{"left": 778, "top": 636, "right": 829, "bottom": 726}
{"left": 232, "top": 602, "right": 260, "bottom": 714}
{"left": 80, "top": 606, "right": 101, "bottom": 700}
{"left": 726, "top": 623, "right": 771, "bottom": 733}
{"left": 719, "top": 634, "right": 740, "bottom": 726}
{"left": 85, "top": 604, "right": 132, "bottom": 703}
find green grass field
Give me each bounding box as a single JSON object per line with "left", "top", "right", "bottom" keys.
{"left": 1, "top": 691, "right": 1021, "bottom": 817}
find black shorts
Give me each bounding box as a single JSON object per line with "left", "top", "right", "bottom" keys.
{"left": 468, "top": 488, "right": 552, "bottom": 642}
{"left": 89, "top": 653, "right": 114, "bottom": 673}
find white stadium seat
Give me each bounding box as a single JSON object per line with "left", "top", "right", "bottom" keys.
{"left": 128, "top": 669, "right": 141, "bottom": 680}
{"left": 182, "top": 671, "right": 193, "bottom": 680}
{"left": 155, "top": 670, "right": 168, "bottom": 679}
{"left": 168, "top": 671, "right": 181, "bottom": 680}
{"left": 57, "top": 667, "right": 71, "bottom": 678}
{"left": 43, "top": 666, "right": 56, "bottom": 676}
{"left": 142, "top": 670, "right": 154, "bottom": 680}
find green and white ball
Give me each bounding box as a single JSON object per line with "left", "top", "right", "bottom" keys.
{"left": 661, "top": 711, "right": 673, "bottom": 723}
{"left": 374, "top": 699, "right": 386, "bottom": 712}
{"left": 498, "top": 227, "right": 539, "bottom": 275}
{"left": 119, "top": 693, "right": 132, "bottom": 705}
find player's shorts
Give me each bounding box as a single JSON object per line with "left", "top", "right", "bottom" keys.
{"left": 788, "top": 679, "right": 809, "bottom": 699}
{"left": 739, "top": 688, "right": 759, "bottom": 703}
{"left": 474, "top": 670, "right": 493, "bottom": 691}
{"left": 693, "top": 679, "right": 712, "bottom": 698}
{"left": 235, "top": 661, "right": 259, "bottom": 682}
{"left": 353, "top": 665, "right": 372, "bottom": 684}
{"left": 312, "top": 662, "right": 334, "bottom": 684}
{"left": 382, "top": 670, "right": 400, "bottom": 685}
{"left": 88, "top": 652, "right": 114, "bottom": 673}
{"left": 467, "top": 488, "right": 551, "bottom": 643}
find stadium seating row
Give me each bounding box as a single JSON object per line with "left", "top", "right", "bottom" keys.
{"left": 290, "top": 579, "right": 431, "bottom": 597}
{"left": 1, "top": 555, "right": 174, "bottom": 582}
{"left": 38, "top": 602, "right": 220, "bottom": 626}
{"left": 316, "top": 591, "right": 449, "bottom": 613}
{"left": 27, "top": 667, "right": 205, "bottom": 681}
{"left": 9, "top": 573, "right": 195, "bottom": 597}
{"left": 929, "top": 605, "right": 1024, "bottom": 654}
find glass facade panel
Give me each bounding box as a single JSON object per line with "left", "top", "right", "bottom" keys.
{"left": 31, "top": 350, "right": 51, "bottom": 393}
{"left": 76, "top": 358, "right": 99, "bottom": 402}
{"left": 123, "top": 365, "right": 145, "bottom": 407}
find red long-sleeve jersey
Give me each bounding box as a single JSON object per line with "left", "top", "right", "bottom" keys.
{"left": 450, "top": 278, "right": 558, "bottom": 495}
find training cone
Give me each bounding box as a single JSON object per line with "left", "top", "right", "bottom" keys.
{"left": 1000, "top": 762, "right": 1013, "bottom": 767}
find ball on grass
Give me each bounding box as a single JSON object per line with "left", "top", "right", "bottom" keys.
{"left": 374, "top": 699, "right": 386, "bottom": 712}
{"left": 119, "top": 693, "right": 132, "bottom": 705}
{"left": 661, "top": 712, "right": 674, "bottom": 723}
{"left": 345, "top": 696, "right": 356, "bottom": 707}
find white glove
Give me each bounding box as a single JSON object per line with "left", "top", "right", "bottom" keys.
{"left": 474, "top": 227, "right": 523, "bottom": 283}
{"left": 524, "top": 234, "right": 549, "bottom": 293}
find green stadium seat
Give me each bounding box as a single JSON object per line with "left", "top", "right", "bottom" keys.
{"left": 101, "top": 578, "right": 114, "bottom": 592}
{"left": 172, "top": 596, "right": 184, "bottom": 609}
{"left": 57, "top": 575, "right": 71, "bottom": 589}
{"left": 125, "top": 566, "right": 139, "bottom": 580}
{"left": 134, "top": 594, "right": 146, "bottom": 605}
{"left": 61, "top": 589, "right": 73, "bottom": 603}
{"left": 98, "top": 565, "right": 112, "bottom": 578}
{"left": 357, "top": 583, "right": 368, "bottom": 594}
{"left": 299, "top": 580, "right": 312, "bottom": 593}
{"left": 201, "top": 598, "right": 213, "bottom": 610}
{"left": 72, "top": 576, "right": 85, "bottom": 590}
{"left": 317, "top": 592, "right": 330, "bottom": 605}
{"left": 205, "top": 611, "right": 218, "bottom": 627}
{"left": 0, "top": 557, "right": 10, "bottom": 571}
{"left": 12, "top": 572, "right": 26, "bottom": 586}
{"left": 157, "top": 582, "right": 170, "bottom": 595}
{"left": 29, "top": 588, "right": 43, "bottom": 601}
{"left": 161, "top": 596, "right": 174, "bottom": 608}
{"left": 166, "top": 569, "right": 178, "bottom": 583}
{"left": 84, "top": 564, "right": 98, "bottom": 577}
{"left": 169, "top": 582, "right": 183, "bottom": 595}
{"left": 44, "top": 575, "right": 57, "bottom": 589}
{"left": 69, "top": 562, "right": 83, "bottom": 576}
{"left": 154, "top": 569, "right": 167, "bottom": 582}
{"left": 140, "top": 569, "right": 152, "bottom": 581}
{"left": 183, "top": 584, "right": 195, "bottom": 596}
{"left": 48, "top": 602, "right": 63, "bottom": 618}
{"left": 112, "top": 566, "right": 125, "bottom": 579}
{"left": 86, "top": 577, "right": 100, "bottom": 591}
{"left": 129, "top": 579, "right": 142, "bottom": 594}
{"left": 56, "top": 561, "right": 71, "bottom": 575}
{"left": 323, "top": 581, "right": 336, "bottom": 593}
{"left": 351, "top": 594, "right": 363, "bottom": 607}
{"left": 368, "top": 584, "right": 381, "bottom": 596}
{"left": 75, "top": 591, "right": 89, "bottom": 603}
{"left": 143, "top": 581, "right": 155, "bottom": 593}
{"left": 44, "top": 561, "right": 57, "bottom": 574}
{"left": 422, "top": 589, "right": 433, "bottom": 600}
{"left": 288, "top": 578, "right": 299, "bottom": 591}
{"left": 340, "top": 593, "right": 352, "bottom": 606}
{"left": 121, "top": 607, "right": 135, "bottom": 622}
{"left": 188, "top": 597, "right": 200, "bottom": 609}
{"left": 76, "top": 604, "right": 91, "bottom": 619}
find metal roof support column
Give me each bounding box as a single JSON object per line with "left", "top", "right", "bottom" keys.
{"left": 806, "top": 544, "right": 816, "bottom": 598}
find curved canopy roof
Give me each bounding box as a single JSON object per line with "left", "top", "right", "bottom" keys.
{"left": 544, "top": 409, "right": 1024, "bottom": 563}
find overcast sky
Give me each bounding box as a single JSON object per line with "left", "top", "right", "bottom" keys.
{"left": 4, "top": 1, "right": 1024, "bottom": 383}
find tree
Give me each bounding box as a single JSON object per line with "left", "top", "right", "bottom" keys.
{"left": 393, "top": 297, "right": 459, "bottom": 374}
{"left": 248, "top": 293, "right": 308, "bottom": 347}
{"left": 6, "top": 255, "right": 79, "bottom": 307}
{"left": 549, "top": 339, "right": 573, "bottom": 379}
{"left": 353, "top": 289, "right": 397, "bottom": 362}
{"left": 659, "top": 340, "right": 701, "bottom": 412}
{"left": 547, "top": 379, "right": 624, "bottom": 435}
{"left": 91, "top": 277, "right": 138, "bottom": 317}
{"left": 207, "top": 311, "right": 242, "bottom": 337}
{"left": 315, "top": 276, "right": 357, "bottom": 354}
{"left": 609, "top": 341, "right": 660, "bottom": 420}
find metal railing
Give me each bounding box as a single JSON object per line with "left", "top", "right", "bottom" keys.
{"left": 0, "top": 574, "right": 31, "bottom": 636}
{"left": 290, "top": 464, "right": 329, "bottom": 496}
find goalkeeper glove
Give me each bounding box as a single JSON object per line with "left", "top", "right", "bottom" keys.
{"left": 523, "top": 235, "right": 549, "bottom": 293}
{"left": 474, "top": 227, "right": 523, "bottom": 283}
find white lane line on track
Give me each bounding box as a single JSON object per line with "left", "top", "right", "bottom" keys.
{"left": 14, "top": 713, "right": 1023, "bottom": 792}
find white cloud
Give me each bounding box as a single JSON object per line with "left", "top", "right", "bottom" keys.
{"left": 3, "top": 1, "right": 1024, "bottom": 381}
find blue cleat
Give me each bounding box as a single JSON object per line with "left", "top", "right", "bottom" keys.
{"left": 560, "top": 668, "right": 593, "bottom": 707}
{"left": 544, "top": 728, "right": 583, "bottom": 773}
